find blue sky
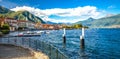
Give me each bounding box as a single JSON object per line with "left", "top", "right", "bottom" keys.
{"left": 0, "top": 0, "right": 120, "bottom": 23}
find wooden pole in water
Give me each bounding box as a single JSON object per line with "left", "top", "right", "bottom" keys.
{"left": 80, "top": 27, "right": 85, "bottom": 49}
{"left": 63, "top": 28, "right": 66, "bottom": 47}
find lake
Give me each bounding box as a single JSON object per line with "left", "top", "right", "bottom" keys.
{"left": 8, "top": 28, "right": 120, "bottom": 59}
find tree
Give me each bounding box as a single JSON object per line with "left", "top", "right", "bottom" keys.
{"left": 1, "top": 24, "right": 9, "bottom": 30}
{"left": 72, "top": 24, "right": 82, "bottom": 29}
{"left": 1, "top": 24, "right": 10, "bottom": 34}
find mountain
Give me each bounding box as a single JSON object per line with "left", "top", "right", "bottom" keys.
{"left": 75, "top": 17, "right": 95, "bottom": 26}
{"left": 90, "top": 14, "right": 120, "bottom": 28}
{"left": 105, "top": 14, "right": 114, "bottom": 17}
{"left": 0, "top": 6, "right": 45, "bottom": 23}
{"left": 5, "top": 11, "right": 45, "bottom": 23}
{"left": 0, "top": 6, "right": 11, "bottom": 14}
{"left": 75, "top": 14, "right": 120, "bottom": 28}
{"left": 45, "top": 21, "right": 72, "bottom": 25}
{"left": 45, "top": 21, "right": 57, "bottom": 24}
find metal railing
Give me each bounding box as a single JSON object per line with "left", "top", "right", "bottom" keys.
{"left": 0, "top": 37, "right": 69, "bottom": 59}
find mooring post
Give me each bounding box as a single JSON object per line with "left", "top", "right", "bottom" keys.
{"left": 63, "top": 28, "right": 66, "bottom": 47}
{"left": 82, "top": 27, "right": 84, "bottom": 36}
{"left": 80, "top": 27, "right": 85, "bottom": 49}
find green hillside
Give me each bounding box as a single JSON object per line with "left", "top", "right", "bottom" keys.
{"left": 75, "top": 17, "right": 95, "bottom": 26}
{"left": 0, "top": 6, "right": 11, "bottom": 14}
{"left": 75, "top": 14, "right": 120, "bottom": 28}
{"left": 0, "top": 6, "right": 45, "bottom": 23}
{"left": 91, "top": 14, "right": 120, "bottom": 28}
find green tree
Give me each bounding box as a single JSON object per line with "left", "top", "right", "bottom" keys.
{"left": 1, "top": 24, "right": 9, "bottom": 30}
{"left": 73, "top": 24, "right": 82, "bottom": 29}
{"left": 62, "top": 24, "right": 84, "bottom": 29}
{"left": 1, "top": 24, "right": 10, "bottom": 34}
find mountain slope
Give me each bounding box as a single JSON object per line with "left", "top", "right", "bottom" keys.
{"left": 45, "top": 21, "right": 57, "bottom": 24}
{"left": 75, "top": 14, "right": 120, "bottom": 28}
{"left": 0, "top": 6, "right": 11, "bottom": 14}
{"left": 91, "top": 14, "right": 120, "bottom": 28}
{"left": 0, "top": 6, "right": 45, "bottom": 23}
{"left": 75, "top": 17, "right": 95, "bottom": 26}
{"left": 5, "top": 11, "right": 45, "bottom": 23}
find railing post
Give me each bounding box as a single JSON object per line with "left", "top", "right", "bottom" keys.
{"left": 22, "top": 38, "right": 24, "bottom": 45}
{"left": 29, "top": 38, "right": 31, "bottom": 47}
{"left": 39, "top": 41, "right": 42, "bottom": 50}
{"left": 56, "top": 49, "right": 58, "bottom": 59}
{"left": 49, "top": 44, "right": 51, "bottom": 59}
{"left": 35, "top": 40, "right": 37, "bottom": 50}
{"left": 14, "top": 38, "right": 17, "bottom": 45}
{"left": 42, "top": 41, "right": 44, "bottom": 52}
{"left": 0, "top": 38, "right": 1, "bottom": 43}
{"left": 7, "top": 37, "right": 9, "bottom": 44}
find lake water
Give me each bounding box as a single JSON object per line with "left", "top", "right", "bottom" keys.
{"left": 9, "top": 28, "right": 120, "bottom": 59}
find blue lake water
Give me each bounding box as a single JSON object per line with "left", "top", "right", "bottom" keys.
{"left": 9, "top": 28, "right": 120, "bottom": 59}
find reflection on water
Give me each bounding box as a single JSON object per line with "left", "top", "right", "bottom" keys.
{"left": 8, "top": 28, "right": 120, "bottom": 59}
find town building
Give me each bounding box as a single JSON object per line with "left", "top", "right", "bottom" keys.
{"left": 17, "top": 20, "right": 35, "bottom": 30}
{"left": 4, "top": 18, "right": 17, "bottom": 31}
{"left": 0, "top": 18, "right": 5, "bottom": 27}
{"left": 0, "top": 17, "right": 36, "bottom": 31}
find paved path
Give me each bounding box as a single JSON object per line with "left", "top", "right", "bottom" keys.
{"left": 0, "top": 44, "right": 49, "bottom": 59}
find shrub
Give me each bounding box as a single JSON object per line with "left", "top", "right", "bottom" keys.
{"left": 18, "top": 27, "right": 23, "bottom": 30}
{"left": 0, "top": 32, "right": 3, "bottom": 36}
{"left": 1, "top": 24, "right": 10, "bottom": 34}
{"left": 1, "top": 30, "right": 10, "bottom": 34}
{"left": 1, "top": 24, "right": 10, "bottom": 30}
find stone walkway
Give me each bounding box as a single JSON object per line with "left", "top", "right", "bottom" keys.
{"left": 0, "top": 44, "right": 49, "bottom": 59}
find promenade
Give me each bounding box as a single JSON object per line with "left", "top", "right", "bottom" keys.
{"left": 0, "top": 44, "right": 49, "bottom": 59}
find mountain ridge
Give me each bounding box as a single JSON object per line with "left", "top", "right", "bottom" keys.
{"left": 75, "top": 14, "right": 120, "bottom": 28}
{"left": 0, "top": 6, "right": 45, "bottom": 23}
{"left": 75, "top": 17, "right": 95, "bottom": 26}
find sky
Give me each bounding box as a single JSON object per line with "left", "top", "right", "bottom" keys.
{"left": 0, "top": 0, "right": 120, "bottom": 23}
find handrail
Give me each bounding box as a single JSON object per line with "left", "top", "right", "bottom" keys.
{"left": 0, "top": 37, "right": 69, "bottom": 59}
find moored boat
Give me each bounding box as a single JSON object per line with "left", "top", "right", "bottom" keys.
{"left": 17, "top": 31, "right": 44, "bottom": 37}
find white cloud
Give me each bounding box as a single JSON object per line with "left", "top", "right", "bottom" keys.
{"left": 41, "top": 6, "right": 103, "bottom": 18}
{"left": 11, "top": 6, "right": 46, "bottom": 17}
{"left": 11, "top": 6, "right": 105, "bottom": 23}
{"left": 45, "top": 18, "right": 80, "bottom": 23}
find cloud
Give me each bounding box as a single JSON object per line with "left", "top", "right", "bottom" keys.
{"left": 45, "top": 18, "right": 80, "bottom": 23}
{"left": 11, "top": 6, "right": 105, "bottom": 23}
{"left": 41, "top": 6, "right": 103, "bottom": 18}
{"left": 11, "top": 6, "right": 46, "bottom": 17}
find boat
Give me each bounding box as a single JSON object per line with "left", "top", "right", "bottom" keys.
{"left": 17, "top": 31, "right": 44, "bottom": 37}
